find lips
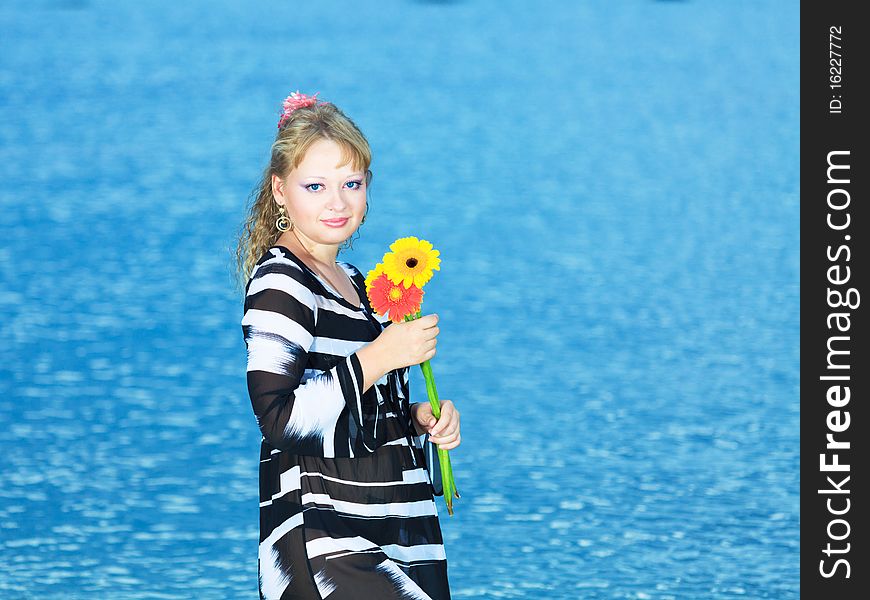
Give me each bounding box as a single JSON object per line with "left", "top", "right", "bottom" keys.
{"left": 322, "top": 217, "right": 349, "bottom": 227}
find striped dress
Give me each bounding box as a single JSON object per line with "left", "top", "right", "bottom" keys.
{"left": 241, "top": 245, "right": 451, "bottom": 600}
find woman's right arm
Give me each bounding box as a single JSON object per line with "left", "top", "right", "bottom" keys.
{"left": 242, "top": 262, "right": 396, "bottom": 458}
{"left": 242, "top": 257, "right": 439, "bottom": 458}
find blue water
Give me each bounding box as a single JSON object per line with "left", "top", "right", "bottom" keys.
{"left": 0, "top": 1, "right": 799, "bottom": 598}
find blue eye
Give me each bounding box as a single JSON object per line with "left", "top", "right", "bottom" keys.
{"left": 305, "top": 180, "right": 363, "bottom": 192}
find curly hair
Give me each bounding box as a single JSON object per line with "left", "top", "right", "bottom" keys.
{"left": 233, "top": 100, "right": 373, "bottom": 294}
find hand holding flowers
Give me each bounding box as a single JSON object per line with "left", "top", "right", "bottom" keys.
{"left": 412, "top": 400, "right": 461, "bottom": 450}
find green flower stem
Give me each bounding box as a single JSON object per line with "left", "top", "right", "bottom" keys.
{"left": 419, "top": 358, "right": 460, "bottom": 514}
{"left": 404, "top": 310, "right": 459, "bottom": 515}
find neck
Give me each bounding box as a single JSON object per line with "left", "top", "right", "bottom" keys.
{"left": 279, "top": 230, "right": 339, "bottom": 268}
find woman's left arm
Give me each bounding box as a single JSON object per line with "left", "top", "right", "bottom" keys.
{"left": 411, "top": 400, "right": 461, "bottom": 450}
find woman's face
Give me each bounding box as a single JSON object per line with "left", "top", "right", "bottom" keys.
{"left": 273, "top": 138, "right": 367, "bottom": 248}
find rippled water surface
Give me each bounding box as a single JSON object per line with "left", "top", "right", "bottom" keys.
{"left": 1, "top": 1, "right": 798, "bottom": 598}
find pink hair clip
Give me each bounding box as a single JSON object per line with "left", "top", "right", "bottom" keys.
{"left": 277, "top": 90, "right": 327, "bottom": 129}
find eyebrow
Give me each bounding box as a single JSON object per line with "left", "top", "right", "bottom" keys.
{"left": 304, "top": 173, "right": 364, "bottom": 180}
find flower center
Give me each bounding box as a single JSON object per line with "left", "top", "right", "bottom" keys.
{"left": 405, "top": 257, "right": 418, "bottom": 268}
{"left": 389, "top": 286, "right": 403, "bottom": 301}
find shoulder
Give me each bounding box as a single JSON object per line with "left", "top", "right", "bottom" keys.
{"left": 245, "top": 247, "right": 317, "bottom": 309}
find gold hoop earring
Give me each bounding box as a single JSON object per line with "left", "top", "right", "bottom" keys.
{"left": 276, "top": 204, "right": 293, "bottom": 232}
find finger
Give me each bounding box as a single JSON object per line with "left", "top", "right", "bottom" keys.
{"left": 429, "top": 412, "right": 456, "bottom": 436}
{"left": 429, "top": 432, "right": 459, "bottom": 446}
{"left": 435, "top": 401, "right": 452, "bottom": 418}
{"left": 430, "top": 404, "right": 455, "bottom": 435}
{"left": 430, "top": 429, "right": 458, "bottom": 443}
{"left": 415, "top": 404, "right": 437, "bottom": 428}
{"left": 435, "top": 433, "right": 461, "bottom": 450}
{"left": 438, "top": 400, "right": 456, "bottom": 417}
{"left": 429, "top": 417, "right": 445, "bottom": 436}
{"left": 433, "top": 424, "right": 460, "bottom": 439}
{"left": 430, "top": 421, "right": 458, "bottom": 438}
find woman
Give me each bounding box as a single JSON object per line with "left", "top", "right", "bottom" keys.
{"left": 235, "top": 91, "right": 460, "bottom": 600}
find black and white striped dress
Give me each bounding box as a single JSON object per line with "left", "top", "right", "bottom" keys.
{"left": 241, "top": 245, "right": 450, "bottom": 600}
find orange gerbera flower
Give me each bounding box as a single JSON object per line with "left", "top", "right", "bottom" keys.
{"left": 366, "top": 272, "right": 424, "bottom": 323}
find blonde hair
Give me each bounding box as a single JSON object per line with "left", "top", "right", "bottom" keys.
{"left": 233, "top": 100, "right": 373, "bottom": 293}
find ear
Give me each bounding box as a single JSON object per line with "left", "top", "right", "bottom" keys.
{"left": 271, "top": 174, "right": 285, "bottom": 203}
{"left": 365, "top": 169, "right": 373, "bottom": 186}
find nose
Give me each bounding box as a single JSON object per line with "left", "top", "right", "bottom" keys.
{"left": 325, "top": 186, "right": 349, "bottom": 211}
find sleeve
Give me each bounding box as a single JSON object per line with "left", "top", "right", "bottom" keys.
{"left": 241, "top": 262, "right": 382, "bottom": 458}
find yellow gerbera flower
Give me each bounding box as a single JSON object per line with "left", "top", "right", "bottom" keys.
{"left": 364, "top": 262, "right": 386, "bottom": 293}
{"left": 382, "top": 236, "right": 441, "bottom": 289}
